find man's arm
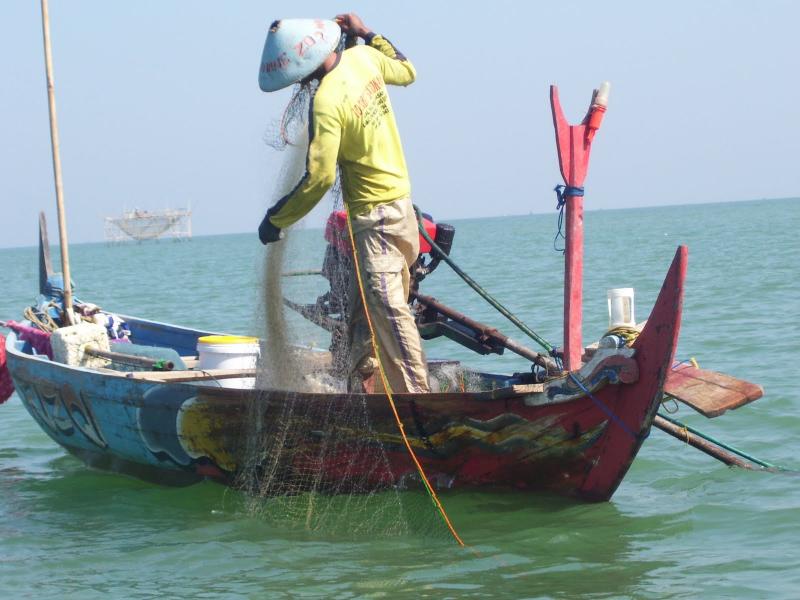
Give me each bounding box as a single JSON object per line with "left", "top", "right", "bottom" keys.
{"left": 262, "top": 105, "right": 341, "bottom": 237}
{"left": 363, "top": 33, "right": 416, "bottom": 86}
{"left": 336, "top": 12, "right": 416, "bottom": 86}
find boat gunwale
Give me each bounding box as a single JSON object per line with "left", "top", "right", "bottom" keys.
{"left": 4, "top": 325, "right": 629, "bottom": 409}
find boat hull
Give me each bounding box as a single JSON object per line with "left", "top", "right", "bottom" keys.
{"left": 6, "top": 248, "right": 686, "bottom": 501}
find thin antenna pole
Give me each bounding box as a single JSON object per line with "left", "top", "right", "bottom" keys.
{"left": 40, "top": 0, "right": 74, "bottom": 325}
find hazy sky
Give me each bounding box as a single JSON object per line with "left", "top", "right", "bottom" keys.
{"left": 1, "top": 1, "right": 798, "bottom": 249}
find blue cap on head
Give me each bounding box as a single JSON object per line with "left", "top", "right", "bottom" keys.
{"left": 259, "top": 18, "right": 342, "bottom": 92}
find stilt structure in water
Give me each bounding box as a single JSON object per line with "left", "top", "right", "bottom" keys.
{"left": 103, "top": 208, "right": 192, "bottom": 243}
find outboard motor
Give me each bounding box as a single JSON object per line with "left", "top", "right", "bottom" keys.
{"left": 414, "top": 218, "right": 455, "bottom": 282}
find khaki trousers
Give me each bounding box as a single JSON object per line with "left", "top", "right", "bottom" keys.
{"left": 348, "top": 197, "right": 430, "bottom": 393}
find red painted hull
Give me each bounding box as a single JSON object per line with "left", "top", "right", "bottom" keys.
{"left": 222, "top": 246, "right": 687, "bottom": 501}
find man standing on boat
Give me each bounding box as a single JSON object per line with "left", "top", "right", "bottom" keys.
{"left": 257, "top": 14, "right": 430, "bottom": 394}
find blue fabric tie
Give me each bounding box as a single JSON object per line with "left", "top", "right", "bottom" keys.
{"left": 552, "top": 185, "right": 585, "bottom": 253}
{"left": 554, "top": 184, "right": 585, "bottom": 209}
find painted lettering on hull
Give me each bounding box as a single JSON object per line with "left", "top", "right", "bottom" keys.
{"left": 16, "top": 379, "right": 107, "bottom": 448}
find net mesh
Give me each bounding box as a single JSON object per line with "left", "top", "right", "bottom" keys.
{"left": 234, "top": 86, "right": 448, "bottom": 539}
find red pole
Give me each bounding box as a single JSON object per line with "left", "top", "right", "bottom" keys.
{"left": 563, "top": 191, "right": 584, "bottom": 370}
{"left": 550, "top": 84, "right": 609, "bottom": 371}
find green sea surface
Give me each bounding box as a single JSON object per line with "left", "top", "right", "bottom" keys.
{"left": 0, "top": 198, "right": 798, "bottom": 598}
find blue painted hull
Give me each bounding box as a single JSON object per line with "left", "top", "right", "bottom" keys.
{"left": 7, "top": 330, "right": 225, "bottom": 483}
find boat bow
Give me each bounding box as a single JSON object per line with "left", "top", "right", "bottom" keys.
{"left": 577, "top": 244, "right": 687, "bottom": 499}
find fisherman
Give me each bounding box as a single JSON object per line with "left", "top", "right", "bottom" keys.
{"left": 257, "top": 13, "right": 430, "bottom": 394}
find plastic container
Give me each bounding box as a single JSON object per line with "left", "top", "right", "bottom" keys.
{"left": 607, "top": 288, "right": 635, "bottom": 328}
{"left": 196, "top": 335, "right": 260, "bottom": 371}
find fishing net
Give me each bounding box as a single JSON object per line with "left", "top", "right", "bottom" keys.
{"left": 234, "top": 86, "right": 449, "bottom": 539}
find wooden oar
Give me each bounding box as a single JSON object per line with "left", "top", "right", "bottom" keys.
{"left": 652, "top": 412, "right": 780, "bottom": 471}
{"left": 411, "top": 291, "right": 559, "bottom": 372}
{"left": 84, "top": 347, "right": 174, "bottom": 371}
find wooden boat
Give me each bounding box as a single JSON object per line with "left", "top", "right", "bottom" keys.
{"left": 0, "top": 83, "right": 763, "bottom": 504}
{"left": 2, "top": 220, "right": 685, "bottom": 501}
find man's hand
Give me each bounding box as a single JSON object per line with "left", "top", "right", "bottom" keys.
{"left": 258, "top": 211, "right": 284, "bottom": 244}
{"left": 335, "top": 13, "right": 371, "bottom": 39}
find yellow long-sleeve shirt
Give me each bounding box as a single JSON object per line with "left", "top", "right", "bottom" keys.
{"left": 268, "top": 34, "right": 416, "bottom": 229}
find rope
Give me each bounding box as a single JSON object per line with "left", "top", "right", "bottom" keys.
{"left": 555, "top": 185, "right": 585, "bottom": 201}
{"left": 660, "top": 395, "right": 680, "bottom": 414}
{"left": 345, "top": 206, "right": 465, "bottom": 547}
{"left": 553, "top": 185, "right": 584, "bottom": 253}
{"left": 414, "top": 206, "right": 556, "bottom": 356}
{"left": 567, "top": 372, "right": 642, "bottom": 442}
{"left": 605, "top": 325, "right": 642, "bottom": 347}
{"left": 23, "top": 305, "right": 59, "bottom": 333}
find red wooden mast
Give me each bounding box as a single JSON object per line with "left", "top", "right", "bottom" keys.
{"left": 550, "top": 83, "right": 609, "bottom": 371}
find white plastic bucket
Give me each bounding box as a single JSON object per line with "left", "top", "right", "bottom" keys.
{"left": 196, "top": 335, "right": 260, "bottom": 371}
{"left": 607, "top": 288, "right": 636, "bottom": 328}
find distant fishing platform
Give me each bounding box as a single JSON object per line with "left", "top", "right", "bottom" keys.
{"left": 103, "top": 208, "right": 192, "bottom": 243}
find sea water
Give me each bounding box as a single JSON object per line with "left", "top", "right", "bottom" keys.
{"left": 0, "top": 198, "right": 798, "bottom": 598}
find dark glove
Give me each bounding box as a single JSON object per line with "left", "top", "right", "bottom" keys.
{"left": 258, "top": 210, "right": 283, "bottom": 244}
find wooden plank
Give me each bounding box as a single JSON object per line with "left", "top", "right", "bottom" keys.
{"left": 124, "top": 368, "right": 255, "bottom": 383}
{"left": 509, "top": 383, "right": 545, "bottom": 395}
{"left": 180, "top": 356, "right": 199, "bottom": 369}
{"left": 664, "top": 363, "right": 764, "bottom": 418}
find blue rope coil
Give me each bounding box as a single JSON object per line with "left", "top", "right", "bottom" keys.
{"left": 548, "top": 346, "right": 564, "bottom": 371}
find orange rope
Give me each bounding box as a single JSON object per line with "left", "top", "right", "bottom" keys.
{"left": 345, "top": 207, "right": 465, "bottom": 547}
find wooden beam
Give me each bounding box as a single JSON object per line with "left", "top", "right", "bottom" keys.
{"left": 40, "top": 0, "right": 74, "bottom": 325}
{"left": 653, "top": 414, "right": 757, "bottom": 469}
{"left": 124, "top": 368, "right": 256, "bottom": 383}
